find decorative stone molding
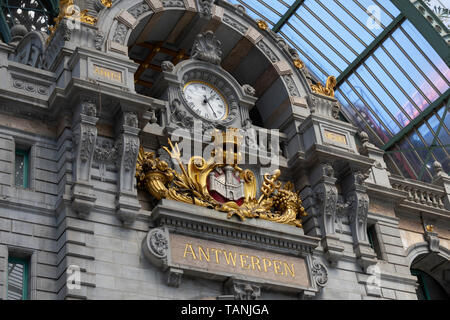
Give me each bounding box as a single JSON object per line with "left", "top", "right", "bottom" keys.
{"left": 422, "top": 221, "right": 440, "bottom": 253}
{"left": 71, "top": 98, "right": 99, "bottom": 218}
{"left": 308, "top": 93, "right": 340, "bottom": 119}
{"left": 342, "top": 169, "right": 377, "bottom": 271}
{"left": 167, "top": 268, "right": 183, "bottom": 287}
{"left": 225, "top": 278, "right": 261, "bottom": 300}
{"left": 197, "top": 0, "right": 214, "bottom": 18}
{"left": 311, "top": 163, "right": 344, "bottom": 266}
{"left": 191, "top": 31, "right": 222, "bottom": 65}
{"left": 115, "top": 111, "right": 141, "bottom": 225}
{"left": 311, "top": 259, "right": 328, "bottom": 288}
{"left": 142, "top": 227, "right": 169, "bottom": 268}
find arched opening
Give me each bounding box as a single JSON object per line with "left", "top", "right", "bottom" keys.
{"left": 410, "top": 252, "right": 450, "bottom": 300}
{"left": 121, "top": 6, "right": 296, "bottom": 129}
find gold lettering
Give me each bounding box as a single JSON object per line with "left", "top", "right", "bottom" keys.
{"left": 263, "top": 258, "right": 272, "bottom": 273}
{"left": 183, "top": 243, "right": 197, "bottom": 260}
{"left": 251, "top": 256, "right": 261, "bottom": 271}
{"left": 324, "top": 130, "right": 347, "bottom": 145}
{"left": 211, "top": 248, "right": 222, "bottom": 264}
{"left": 223, "top": 251, "right": 237, "bottom": 267}
{"left": 284, "top": 262, "right": 295, "bottom": 278}
{"left": 198, "top": 246, "right": 210, "bottom": 262}
{"left": 273, "top": 260, "right": 283, "bottom": 275}
{"left": 240, "top": 254, "right": 251, "bottom": 269}
{"left": 93, "top": 66, "right": 122, "bottom": 82}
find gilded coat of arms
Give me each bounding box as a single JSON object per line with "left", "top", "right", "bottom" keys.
{"left": 136, "top": 129, "right": 307, "bottom": 228}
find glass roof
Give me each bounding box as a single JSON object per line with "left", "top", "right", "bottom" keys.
{"left": 228, "top": 0, "right": 450, "bottom": 182}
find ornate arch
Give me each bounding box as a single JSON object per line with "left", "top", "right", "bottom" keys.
{"left": 405, "top": 242, "right": 450, "bottom": 267}
{"left": 93, "top": 0, "right": 315, "bottom": 118}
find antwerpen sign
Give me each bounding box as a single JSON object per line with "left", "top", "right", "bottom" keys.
{"left": 171, "top": 234, "right": 310, "bottom": 288}
{"left": 142, "top": 227, "right": 327, "bottom": 293}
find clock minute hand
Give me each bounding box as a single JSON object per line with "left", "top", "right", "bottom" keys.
{"left": 204, "top": 95, "right": 218, "bottom": 118}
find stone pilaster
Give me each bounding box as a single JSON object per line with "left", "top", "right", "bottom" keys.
{"left": 71, "top": 98, "right": 99, "bottom": 218}
{"left": 115, "top": 111, "right": 141, "bottom": 225}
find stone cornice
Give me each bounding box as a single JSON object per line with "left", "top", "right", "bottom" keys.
{"left": 150, "top": 199, "right": 321, "bottom": 256}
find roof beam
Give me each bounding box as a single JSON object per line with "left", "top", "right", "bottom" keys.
{"left": 336, "top": 14, "right": 405, "bottom": 87}
{"left": 382, "top": 88, "right": 450, "bottom": 151}
{"left": 390, "top": 0, "right": 450, "bottom": 66}
{"left": 272, "top": 0, "right": 304, "bottom": 33}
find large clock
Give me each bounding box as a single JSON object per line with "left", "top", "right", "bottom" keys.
{"left": 183, "top": 81, "right": 228, "bottom": 121}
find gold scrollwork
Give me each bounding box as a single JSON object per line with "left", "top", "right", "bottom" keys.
{"left": 136, "top": 130, "right": 307, "bottom": 228}
{"left": 310, "top": 75, "right": 337, "bottom": 98}
{"left": 47, "top": 0, "right": 98, "bottom": 45}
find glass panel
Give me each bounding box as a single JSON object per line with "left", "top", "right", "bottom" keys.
{"left": 226, "top": 0, "right": 287, "bottom": 25}
{"left": 349, "top": 70, "right": 402, "bottom": 133}
{"left": 365, "top": 55, "right": 418, "bottom": 122}
{"left": 306, "top": 0, "right": 366, "bottom": 53}
{"left": 287, "top": 14, "right": 345, "bottom": 72}
{"left": 1, "top": 0, "right": 50, "bottom": 33}
{"left": 373, "top": 0, "right": 401, "bottom": 17}
{"left": 318, "top": 0, "right": 374, "bottom": 45}
{"left": 15, "top": 152, "right": 25, "bottom": 187}
{"left": 7, "top": 260, "right": 26, "bottom": 300}
{"left": 375, "top": 47, "right": 430, "bottom": 112}
{"left": 338, "top": 82, "right": 393, "bottom": 143}
{"left": 393, "top": 26, "right": 449, "bottom": 95}
{"left": 401, "top": 20, "right": 450, "bottom": 83}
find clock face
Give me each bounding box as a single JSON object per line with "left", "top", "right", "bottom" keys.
{"left": 183, "top": 81, "right": 228, "bottom": 121}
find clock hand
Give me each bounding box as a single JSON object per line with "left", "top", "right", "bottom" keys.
{"left": 204, "top": 95, "right": 218, "bottom": 118}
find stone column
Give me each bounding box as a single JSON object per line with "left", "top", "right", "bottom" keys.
{"left": 71, "top": 98, "right": 98, "bottom": 218}
{"left": 115, "top": 111, "right": 141, "bottom": 225}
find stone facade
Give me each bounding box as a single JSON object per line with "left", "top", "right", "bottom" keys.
{"left": 0, "top": 0, "right": 448, "bottom": 300}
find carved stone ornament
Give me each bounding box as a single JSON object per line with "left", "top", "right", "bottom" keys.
{"left": 149, "top": 228, "right": 169, "bottom": 258}
{"left": 78, "top": 128, "right": 96, "bottom": 162}
{"left": 123, "top": 137, "right": 139, "bottom": 171}
{"left": 191, "top": 31, "right": 222, "bottom": 65}
{"left": 242, "top": 84, "right": 256, "bottom": 96}
{"left": 424, "top": 223, "right": 440, "bottom": 253}
{"left": 161, "top": 61, "right": 175, "bottom": 72}
{"left": 171, "top": 99, "right": 194, "bottom": 129}
{"left": 311, "top": 260, "right": 328, "bottom": 288}
{"left": 136, "top": 129, "right": 308, "bottom": 228}
{"left": 143, "top": 228, "right": 170, "bottom": 269}
{"left": 124, "top": 112, "right": 138, "bottom": 128}
{"left": 81, "top": 100, "right": 97, "bottom": 117}
{"left": 226, "top": 280, "right": 261, "bottom": 300}
{"left": 198, "top": 0, "right": 214, "bottom": 18}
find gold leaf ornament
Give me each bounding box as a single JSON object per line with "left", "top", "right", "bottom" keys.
{"left": 136, "top": 130, "right": 307, "bottom": 228}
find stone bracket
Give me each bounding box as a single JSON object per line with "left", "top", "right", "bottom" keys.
{"left": 321, "top": 235, "right": 344, "bottom": 267}
{"left": 224, "top": 278, "right": 261, "bottom": 300}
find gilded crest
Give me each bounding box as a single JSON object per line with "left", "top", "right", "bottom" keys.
{"left": 136, "top": 129, "right": 307, "bottom": 228}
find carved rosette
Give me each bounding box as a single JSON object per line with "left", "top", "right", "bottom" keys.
{"left": 143, "top": 228, "right": 169, "bottom": 269}
{"left": 149, "top": 228, "right": 169, "bottom": 258}
{"left": 311, "top": 260, "right": 328, "bottom": 288}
